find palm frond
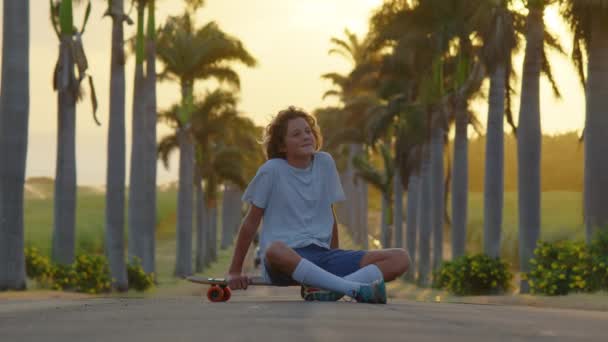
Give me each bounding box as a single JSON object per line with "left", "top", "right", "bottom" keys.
{"left": 157, "top": 133, "right": 178, "bottom": 170}
{"left": 352, "top": 154, "right": 385, "bottom": 192}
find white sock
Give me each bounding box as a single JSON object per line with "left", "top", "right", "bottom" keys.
{"left": 344, "top": 264, "right": 384, "bottom": 284}
{"left": 292, "top": 259, "right": 362, "bottom": 296}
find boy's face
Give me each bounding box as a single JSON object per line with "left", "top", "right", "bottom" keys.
{"left": 282, "top": 117, "right": 316, "bottom": 159}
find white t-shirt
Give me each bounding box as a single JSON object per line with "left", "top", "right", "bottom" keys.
{"left": 241, "top": 151, "right": 346, "bottom": 277}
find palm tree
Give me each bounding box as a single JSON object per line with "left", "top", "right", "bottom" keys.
{"left": 322, "top": 29, "right": 379, "bottom": 249}
{"left": 156, "top": 10, "right": 256, "bottom": 277}
{"left": 158, "top": 90, "right": 257, "bottom": 271}
{"left": 517, "top": 0, "right": 563, "bottom": 293}
{"left": 142, "top": 0, "right": 158, "bottom": 275}
{"left": 560, "top": 0, "right": 608, "bottom": 242}
{"left": 50, "top": 0, "right": 98, "bottom": 266}
{"left": 367, "top": 0, "right": 447, "bottom": 281}
{"left": 0, "top": 0, "right": 29, "bottom": 290}
{"left": 405, "top": 147, "right": 422, "bottom": 280}
{"left": 473, "top": 0, "right": 519, "bottom": 260}
{"left": 368, "top": 0, "right": 427, "bottom": 281}
{"left": 104, "top": 0, "right": 132, "bottom": 291}
{"left": 220, "top": 182, "right": 240, "bottom": 250}
{"left": 128, "top": 0, "right": 148, "bottom": 267}
{"left": 353, "top": 143, "right": 394, "bottom": 248}
{"left": 219, "top": 117, "right": 264, "bottom": 250}
{"left": 417, "top": 138, "right": 433, "bottom": 286}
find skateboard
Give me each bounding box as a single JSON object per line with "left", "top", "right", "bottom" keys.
{"left": 187, "top": 275, "right": 300, "bottom": 302}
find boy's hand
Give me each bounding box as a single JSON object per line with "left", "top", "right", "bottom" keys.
{"left": 227, "top": 273, "right": 250, "bottom": 290}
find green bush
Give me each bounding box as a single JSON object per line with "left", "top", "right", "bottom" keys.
{"left": 433, "top": 254, "right": 513, "bottom": 296}
{"left": 25, "top": 249, "right": 111, "bottom": 294}
{"left": 51, "top": 263, "right": 78, "bottom": 291}
{"left": 127, "top": 258, "right": 154, "bottom": 292}
{"left": 71, "top": 254, "right": 112, "bottom": 294}
{"left": 588, "top": 230, "right": 608, "bottom": 291}
{"left": 24, "top": 247, "right": 53, "bottom": 281}
{"left": 525, "top": 240, "right": 594, "bottom": 295}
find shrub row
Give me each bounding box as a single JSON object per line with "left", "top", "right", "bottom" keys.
{"left": 25, "top": 247, "right": 153, "bottom": 293}
{"left": 433, "top": 231, "right": 608, "bottom": 296}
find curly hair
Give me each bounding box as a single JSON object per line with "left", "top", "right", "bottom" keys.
{"left": 262, "top": 106, "right": 323, "bottom": 159}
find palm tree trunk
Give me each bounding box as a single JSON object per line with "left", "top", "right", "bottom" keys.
{"left": 232, "top": 189, "right": 244, "bottom": 241}
{"left": 359, "top": 182, "right": 369, "bottom": 249}
{"left": 128, "top": 7, "right": 146, "bottom": 264}
{"left": 393, "top": 166, "right": 404, "bottom": 248}
{"left": 517, "top": 8, "right": 543, "bottom": 293}
{"left": 483, "top": 64, "right": 506, "bottom": 258}
{"left": 405, "top": 174, "right": 420, "bottom": 281}
{"left": 210, "top": 204, "right": 218, "bottom": 262}
{"left": 345, "top": 144, "right": 357, "bottom": 242}
{"left": 203, "top": 202, "right": 212, "bottom": 267}
{"left": 417, "top": 144, "right": 432, "bottom": 287}
{"left": 381, "top": 192, "right": 390, "bottom": 248}
{"left": 175, "top": 127, "right": 194, "bottom": 277}
{"left": 452, "top": 95, "right": 469, "bottom": 259}
{"left": 352, "top": 144, "right": 369, "bottom": 248}
{"left": 52, "top": 36, "right": 77, "bottom": 266}
{"left": 195, "top": 171, "right": 205, "bottom": 272}
{"left": 104, "top": 0, "right": 128, "bottom": 291}
{"left": 221, "top": 184, "right": 236, "bottom": 250}
{"left": 142, "top": 0, "right": 158, "bottom": 276}
{"left": 0, "top": 0, "right": 29, "bottom": 290}
{"left": 584, "top": 12, "right": 608, "bottom": 242}
{"left": 430, "top": 125, "right": 445, "bottom": 271}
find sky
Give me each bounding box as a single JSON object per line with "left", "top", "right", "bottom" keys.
{"left": 0, "top": 0, "right": 586, "bottom": 186}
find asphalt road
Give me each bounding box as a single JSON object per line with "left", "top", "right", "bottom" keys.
{"left": 1, "top": 286, "right": 607, "bottom": 342}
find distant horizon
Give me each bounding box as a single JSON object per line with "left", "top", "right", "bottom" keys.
{"left": 24, "top": 129, "right": 584, "bottom": 187}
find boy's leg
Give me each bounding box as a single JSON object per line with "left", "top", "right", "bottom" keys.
{"left": 359, "top": 248, "right": 410, "bottom": 281}
{"left": 265, "top": 242, "right": 386, "bottom": 303}
{"left": 344, "top": 264, "right": 384, "bottom": 283}
{"left": 265, "top": 241, "right": 362, "bottom": 296}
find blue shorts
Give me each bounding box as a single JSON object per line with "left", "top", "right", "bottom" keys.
{"left": 264, "top": 244, "right": 366, "bottom": 286}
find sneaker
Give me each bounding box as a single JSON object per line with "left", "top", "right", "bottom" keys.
{"left": 355, "top": 279, "right": 387, "bottom": 304}
{"left": 301, "top": 285, "right": 345, "bottom": 302}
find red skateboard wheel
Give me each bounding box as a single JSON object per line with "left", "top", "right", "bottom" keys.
{"left": 222, "top": 287, "right": 231, "bottom": 302}
{"left": 207, "top": 285, "right": 225, "bottom": 302}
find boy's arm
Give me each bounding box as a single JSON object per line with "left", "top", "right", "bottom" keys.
{"left": 330, "top": 205, "right": 339, "bottom": 249}
{"left": 227, "top": 204, "right": 264, "bottom": 289}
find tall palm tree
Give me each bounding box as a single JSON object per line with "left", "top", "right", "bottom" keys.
{"left": 104, "top": 0, "right": 132, "bottom": 291}
{"left": 158, "top": 90, "right": 256, "bottom": 271}
{"left": 417, "top": 137, "right": 433, "bottom": 286}
{"left": 367, "top": 0, "right": 446, "bottom": 281}
{"left": 473, "top": 0, "right": 519, "bottom": 259}
{"left": 128, "top": 0, "right": 148, "bottom": 266}
{"left": 0, "top": 0, "right": 29, "bottom": 290}
{"left": 142, "top": 0, "right": 158, "bottom": 275}
{"left": 368, "top": 0, "right": 425, "bottom": 281}
{"left": 50, "top": 0, "right": 98, "bottom": 266}
{"left": 353, "top": 143, "right": 394, "bottom": 248}
{"left": 517, "top": 0, "right": 563, "bottom": 293}
{"left": 156, "top": 10, "right": 256, "bottom": 277}
{"left": 560, "top": 0, "right": 608, "bottom": 242}
{"left": 322, "top": 29, "right": 379, "bottom": 249}
{"left": 219, "top": 117, "right": 264, "bottom": 250}
{"left": 405, "top": 147, "right": 422, "bottom": 280}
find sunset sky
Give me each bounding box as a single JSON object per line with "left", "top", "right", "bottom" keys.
{"left": 0, "top": 0, "right": 586, "bottom": 185}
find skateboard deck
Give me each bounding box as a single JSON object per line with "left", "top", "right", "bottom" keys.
{"left": 187, "top": 275, "right": 273, "bottom": 286}
{"left": 186, "top": 275, "right": 300, "bottom": 303}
